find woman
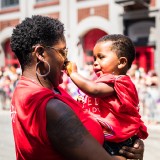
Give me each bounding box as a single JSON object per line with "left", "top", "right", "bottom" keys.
{"left": 10, "top": 15, "right": 144, "bottom": 160}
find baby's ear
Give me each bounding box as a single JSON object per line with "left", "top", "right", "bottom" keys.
{"left": 118, "top": 57, "right": 127, "bottom": 69}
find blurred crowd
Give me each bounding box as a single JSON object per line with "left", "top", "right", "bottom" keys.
{"left": 0, "top": 66, "right": 21, "bottom": 110}
{"left": 128, "top": 64, "right": 160, "bottom": 125}
{"left": 0, "top": 64, "right": 160, "bottom": 125}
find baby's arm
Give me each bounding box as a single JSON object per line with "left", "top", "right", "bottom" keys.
{"left": 65, "top": 61, "right": 114, "bottom": 98}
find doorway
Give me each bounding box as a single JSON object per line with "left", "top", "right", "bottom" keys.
{"left": 135, "top": 46, "right": 154, "bottom": 73}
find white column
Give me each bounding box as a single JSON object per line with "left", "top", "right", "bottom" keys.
{"left": 19, "top": 0, "right": 34, "bottom": 21}
{"left": 109, "top": 0, "right": 124, "bottom": 34}
{"left": 59, "top": 0, "right": 68, "bottom": 30}
{"left": 0, "top": 45, "right": 5, "bottom": 67}
{"left": 60, "top": 0, "right": 80, "bottom": 67}
{"left": 157, "top": 0, "right": 160, "bottom": 7}
{"left": 68, "top": 0, "right": 83, "bottom": 68}
{"left": 155, "top": 10, "right": 160, "bottom": 78}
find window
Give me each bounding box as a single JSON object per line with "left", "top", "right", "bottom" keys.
{"left": 1, "top": 0, "right": 19, "bottom": 9}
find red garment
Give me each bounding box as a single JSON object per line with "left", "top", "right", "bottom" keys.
{"left": 82, "top": 74, "right": 148, "bottom": 142}
{"left": 11, "top": 76, "right": 104, "bottom": 160}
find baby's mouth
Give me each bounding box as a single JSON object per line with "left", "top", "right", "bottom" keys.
{"left": 94, "top": 70, "right": 102, "bottom": 76}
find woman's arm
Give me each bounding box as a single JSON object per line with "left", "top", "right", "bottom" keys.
{"left": 46, "top": 98, "right": 115, "bottom": 160}
{"left": 46, "top": 98, "right": 144, "bottom": 160}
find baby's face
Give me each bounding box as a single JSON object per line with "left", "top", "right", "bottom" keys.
{"left": 93, "top": 41, "right": 120, "bottom": 77}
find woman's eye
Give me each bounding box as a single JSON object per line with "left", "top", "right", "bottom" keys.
{"left": 61, "top": 51, "right": 65, "bottom": 56}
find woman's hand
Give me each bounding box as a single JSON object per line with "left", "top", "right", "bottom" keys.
{"left": 119, "top": 139, "right": 144, "bottom": 160}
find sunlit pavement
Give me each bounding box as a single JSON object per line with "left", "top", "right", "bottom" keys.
{"left": 0, "top": 110, "right": 16, "bottom": 160}
{"left": 144, "top": 124, "right": 160, "bottom": 160}
{"left": 0, "top": 110, "right": 160, "bottom": 160}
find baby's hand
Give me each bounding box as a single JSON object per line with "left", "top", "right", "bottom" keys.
{"left": 77, "top": 95, "right": 84, "bottom": 103}
{"left": 65, "top": 61, "right": 77, "bottom": 76}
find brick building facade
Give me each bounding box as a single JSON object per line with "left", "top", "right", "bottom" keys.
{"left": 0, "top": 0, "right": 159, "bottom": 76}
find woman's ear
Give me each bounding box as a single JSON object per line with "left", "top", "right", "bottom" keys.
{"left": 118, "top": 57, "right": 127, "bottom": 69}
{"left": 34, "top": 46, "right": 45, "bottom": 61}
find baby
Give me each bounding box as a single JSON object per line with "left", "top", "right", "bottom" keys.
{"left": 65, "top": 34, "right": 148, "bottom": 160}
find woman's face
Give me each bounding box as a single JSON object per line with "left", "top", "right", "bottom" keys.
{"left": 45, "top": 40, "right": 68, "bottom": 88}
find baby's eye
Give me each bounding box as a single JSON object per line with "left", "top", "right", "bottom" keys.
{"left": 98, "top": 55, "right": 105, "bottom": 59}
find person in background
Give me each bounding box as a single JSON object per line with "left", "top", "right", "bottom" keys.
{"left": 66, "top": 34, "right": 148, "bottom": 160}
{"left": 144, "top": 70, "right": 160, "bottom": 124}
{"left": 10, "top": 15, "right": 144, "bottom": 160}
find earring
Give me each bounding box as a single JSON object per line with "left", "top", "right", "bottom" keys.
{"left": 35, "top": 60, "right": 50, "bottom": 77}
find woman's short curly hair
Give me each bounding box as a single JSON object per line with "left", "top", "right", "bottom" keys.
{"left": 10, "top": 15, "right": 65, "bottom": 70}
{"left": 97, "top": 34, "right": 135, "bottom": 69}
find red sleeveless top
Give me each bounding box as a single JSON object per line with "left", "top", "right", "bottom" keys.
{"left": 11, "top": 76, "right": 104, "bottom": 160}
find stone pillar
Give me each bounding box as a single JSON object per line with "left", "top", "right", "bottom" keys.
{"left": 155, "top": 10, "right": 160, "bottom": 78}
{"left": 19, "top": 0, "right": 34, "bottom": 21}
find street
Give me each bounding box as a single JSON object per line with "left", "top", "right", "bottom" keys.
{"left": 0, "top": 110, "right": 160, "bottom": 160}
